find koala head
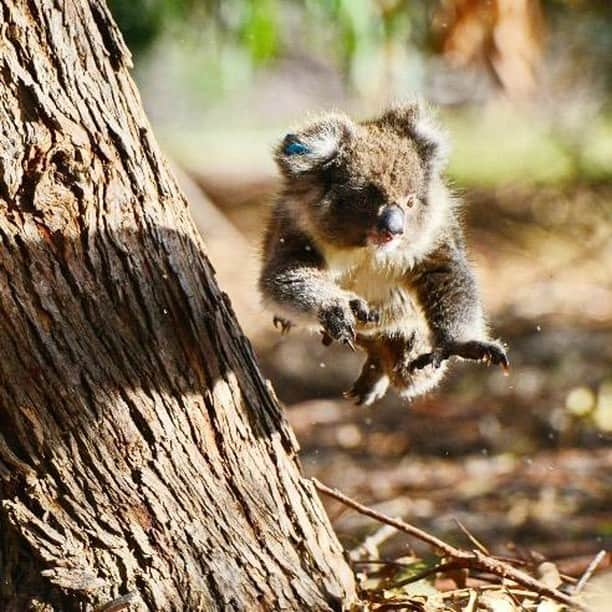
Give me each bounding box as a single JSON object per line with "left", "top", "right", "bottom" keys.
{"left": 275, "top": 103, "right": 449, "bottom": 250}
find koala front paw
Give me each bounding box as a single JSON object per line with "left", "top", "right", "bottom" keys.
{"left": 319, "top": 302, "right": 357, "bottom": 350}
{"left": 348, "top": 298, "right": 380, "bottom": 325}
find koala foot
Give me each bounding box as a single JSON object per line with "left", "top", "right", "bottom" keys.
{"left": 273, "top": 315, "right": 294, "bottom": 335}
{"left": 458, "top": 340, "right": 510, "bottom": 371}
{"left": 409, "top": 347, "right": 450, "bottom": 371}
{"left": 410, "top": 340, "right": 509, "bottom": 372}
{"left": 343, "top": 359, "right": 390, "bottom": 406}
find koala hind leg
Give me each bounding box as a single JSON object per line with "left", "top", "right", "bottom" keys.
{"left": 343, "top": 333, "right": 403, "bottom": 406}
{"left": 390, "top": 332, "right": 448, "bottom": 400}
{"left": 343, "top": 356, "right": 390, "bottom": 406}
{"left": 346, "top": 331, "right": 448, "bottom": 405}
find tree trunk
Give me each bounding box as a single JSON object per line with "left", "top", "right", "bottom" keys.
{"left": 0, "top": 2, "right": 356, "bottom": 610}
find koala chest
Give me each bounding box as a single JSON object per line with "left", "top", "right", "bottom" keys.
{"left": 331, "top": 257, "right": 420, "bottom": 331}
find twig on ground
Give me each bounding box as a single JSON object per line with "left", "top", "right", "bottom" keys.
{"left": 353, "top": 559, "right": 416, "bottom": 568}
{"left": 493, "top": 554, "right": 578, "bottom": 585}
{"left": 465, "top": 589, "right": 478, "bottom": 612}
{"left": 350, "top": 523, "right": 398, "bottom": 561}
{"left": 442, "top": 585, "right": 545, "bottom": 599}
{"left": 504, "top": 586, "right": 528, "bottom": 611}
{"left": 386, "top": 560, "right": 466, "bottom": 589}
{"left": 313, "top": 478, "right": 587, "bottom": 611}
{"left": 453, "top": 517, "right": 489, "bottom": 555}
{"left": 574, "top": 549, "right": 607, "bottom": 594}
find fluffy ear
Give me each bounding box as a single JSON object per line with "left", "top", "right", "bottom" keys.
{"left": 274, "top": 113, "right": 355, "bottom": 176}
{"left": 377, "top": 101, "right": 449, "bottom": 175}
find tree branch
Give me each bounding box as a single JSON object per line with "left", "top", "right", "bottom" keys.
{"left": 313, "top": 478, "right": 587, "bottom": 611}
{"left": 574, "top": 550, "right": 607, "bottom": 594}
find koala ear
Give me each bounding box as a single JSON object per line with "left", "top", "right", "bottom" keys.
{"left": 379, "top": 101, "right": 449, "bottom": 174}
{"left": 275, "top": 114, "right": 354, "bottom": 175}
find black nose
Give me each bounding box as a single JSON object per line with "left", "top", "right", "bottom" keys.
{"left": 377, "top": 205, "right": 404, "bottom": 236}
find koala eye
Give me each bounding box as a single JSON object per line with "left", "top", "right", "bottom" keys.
{"left": 282, "top": 134, "right": 310, "bottom": 156}
{"left": 405, "top": 194, "right": 417, "bottom": 207}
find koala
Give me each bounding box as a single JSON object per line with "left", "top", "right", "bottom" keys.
{"left": 259, "top": 102, "right": 508, "bottom": 406}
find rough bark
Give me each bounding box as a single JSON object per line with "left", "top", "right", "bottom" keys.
{"left": 172, "top": 165, "right": 266, "bottom": 344}
{"left": 0, "top": 2, "right": 356, "bottom": 610}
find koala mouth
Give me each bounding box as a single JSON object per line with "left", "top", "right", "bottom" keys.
{"left": 367, "top": 205, "right": 405, "bottom": 247}
{"left": 367, "top": 229, "right": 401, "bottom": 248}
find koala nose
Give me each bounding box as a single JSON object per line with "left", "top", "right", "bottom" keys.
{"left": 377, "top": 205, "right": 404, "bottom": 236}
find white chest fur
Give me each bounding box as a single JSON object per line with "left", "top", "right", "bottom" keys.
{"left": 323, "top": 244, "right": 422, "bottom": 332}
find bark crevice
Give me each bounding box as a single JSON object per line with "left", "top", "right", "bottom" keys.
{"left": 0, "top": 1, "right": 356, "bottom": 610}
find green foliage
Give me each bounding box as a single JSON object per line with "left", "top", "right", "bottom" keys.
{"left": 107, "top": 0, "right": 194, "bottom": 55}
{"left": 240, "top": 0, "right": 279, "bottom": 64}
{"left": 446, "top": 108, "right": 612, "bottom": 186}
{"left": 107, "top": 0, "right": 432, "bottom": 71}
{"left": 109, "top": 0, "right": 612, "bottom": 185}
{"left": 107, "top": 0, "right": 612, "bottom": 87}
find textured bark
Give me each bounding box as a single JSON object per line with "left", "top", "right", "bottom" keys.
{"left": 0, "top": 2, "right": 356, "bottom": 610}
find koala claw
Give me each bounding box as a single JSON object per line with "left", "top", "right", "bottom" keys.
{"left": 273, "top": 315, "right": 294, "bottom": 335}
{"left": 319, "top": 303, "right": 357, "bottom": 347}
{"left": 343, "top": 388, "right": 367, "bottom": 406}
{"left": 320, "top": 330, "right": 334, "bottom": 346}
{"left": 349, "top": 298, "right": 380, "bottom": 324}
{"left": 471, "top": 341, "right": 510, "bottom": 370}
{"left": 344, "top": 338, "right": 357, "bottom": 352}
{"left": 343, "top": 375, "right": 389, "bottom": 407}
{"left": 321, "top": 330, "right": 358, "bottom": 351}
{"left": 343, "top": 359, "right": 390, "bottom": 406}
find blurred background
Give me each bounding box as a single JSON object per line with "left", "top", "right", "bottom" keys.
{"left": 110, "top": 0, "right": 611, "bottom": 588}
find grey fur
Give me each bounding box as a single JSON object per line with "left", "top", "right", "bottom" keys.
{"left": 259, "top": 102, "right": 508, "bottom": 405}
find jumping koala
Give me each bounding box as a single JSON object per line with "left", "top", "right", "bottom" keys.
{"left": 259, "top": 102, "right": 508, "bottom": 406}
